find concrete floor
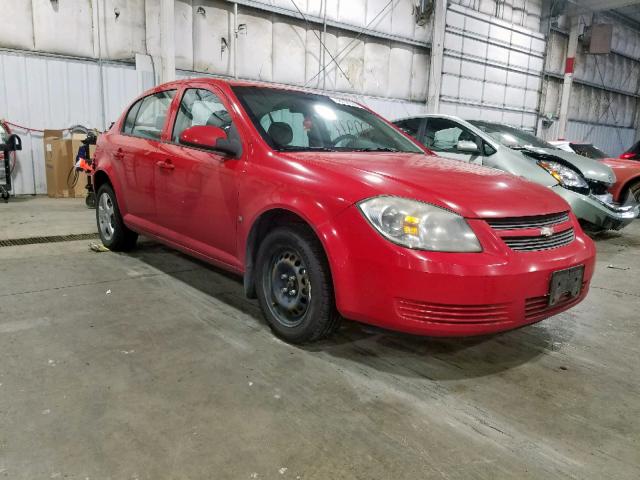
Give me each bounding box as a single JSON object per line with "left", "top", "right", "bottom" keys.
{"left": 0, "top": 196, "right": 638, "bottom": 480}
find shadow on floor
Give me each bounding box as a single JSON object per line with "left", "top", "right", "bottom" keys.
{"left": 129, "top": 240, "right": 566, "bottom": 381}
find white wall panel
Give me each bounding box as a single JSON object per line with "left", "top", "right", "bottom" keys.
{"left": 175, "top": 0, "right": 195, "bottom": 70}
{"left": 438, "top": 4, "right": 545, "bottom": 130}
{"left": 193, "top": 1, "right": 233, "bottom": 76}
{"left": 363, "top": 41, "right": 390, "bottom": 97}
{"left": 0, "top": 51, "right": 149, "bottom": 195}
{"left": 0, "top": 1, "right": 34, "bottom": 50}
{"left": 272, "top": 19, "right": 307, "bottom": 85}
{"left": 449, "top": 0, "right": 542, "bottom": 31}
{"left": 99, "top": 0, "right": 147, "bottom": 60}
{"left": 32, "top": 0, "right": 95, "bottom": 58}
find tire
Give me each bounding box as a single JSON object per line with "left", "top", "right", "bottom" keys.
{"left": 96, "top": 184, "right": 138, "bottom": 251}
{"left": 579, "top": 220, "right": 606, "bottom": 234}
{"left": 629, "top": 181, "right": 640, "bottom": 203}
{"left": 255, "top": 225, "right": 341, "bottom": 344}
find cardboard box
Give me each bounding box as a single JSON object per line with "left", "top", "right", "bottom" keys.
{"left": 43, "top": 131, "right": 96, "bottom": 198}
{"left": 43, "top": 130, "right": 74, "bottom": 198}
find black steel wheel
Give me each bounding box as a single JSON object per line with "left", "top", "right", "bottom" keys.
{"left": 264, "top": 248, "right": 311, "bottom": 328}
{"left": 255, "top": 225, "right": 340, "bottom": 344}
{"left": 95, "top": 183, "right": 138, "bottom": 251}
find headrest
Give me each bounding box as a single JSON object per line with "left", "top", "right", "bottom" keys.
{"left": 268, "top": 122, "right": 293, "bottom": 146}
{"left": 154, "top": 114, "right": 166, "bottom": 130}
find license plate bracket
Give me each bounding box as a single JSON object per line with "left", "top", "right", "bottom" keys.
{"left": 549, "top": 265, "right": 584, "bottom": 306}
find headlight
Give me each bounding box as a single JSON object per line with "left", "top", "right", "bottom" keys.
{"left": 538, "top": 160, "right": 588, "bottom": 190}
{"left": 358, "top": 196, "right": 482, "bottom": 252}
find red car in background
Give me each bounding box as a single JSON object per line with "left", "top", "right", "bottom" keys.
{"left": 551, "top": 141, "right": 640, "bottom": 204}
{"left": 92, "top": 79, "right": 595, "bottom": 344}
{"left": 620, "top": 140, "right": 640, "bottom": 161}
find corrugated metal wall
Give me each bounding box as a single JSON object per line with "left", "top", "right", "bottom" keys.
{"left": 449, "top": 0, "right": 543, "bottom": 31}
{"left": 437, "top": 3, "right": 545, "bottom": 130}
{"left": 539, "top": 15, "right": 640, "bottom": 155}
{"left": 1, "top": 0, "right": 431, "bottom": 195}
{"left": 0, "top": 51, "right": 151, "bottom": 194}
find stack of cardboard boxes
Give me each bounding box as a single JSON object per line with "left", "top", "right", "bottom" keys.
{"left": 43, "top": 130, "right": 95, "bottom": 198}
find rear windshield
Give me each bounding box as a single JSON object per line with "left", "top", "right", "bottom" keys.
{"left": 231, "top": 86, "right": 423, "bottom": 154}
{"left": 570, "top": 143, "right": 607, "bottom": 159}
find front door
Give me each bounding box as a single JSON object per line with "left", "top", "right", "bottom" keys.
{"left": 423, "top": 117, "right": 484, "bottom": 164}
{"left": 154, "top": 86, "right": 242, "bottom": 264}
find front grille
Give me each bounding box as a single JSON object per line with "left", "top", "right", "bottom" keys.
{"left": 486, "top": 211, "right": 569, "bottom": 230}
{"left": 525, "top": 283, "right": 586, "bottom": 322}
{"left": 395, "top": 298, "right": 510, "bottom": 325}
{"left": 587, "top": 180, "right": 610, "bottom": 195}
{"left": 502, "top": 228, "right": 575, "bottom": 252}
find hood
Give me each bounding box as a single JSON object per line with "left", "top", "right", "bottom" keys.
{"left": 287, "top": 152, "right": 569, "bottom": 219}
{"left": 538, "top": 148, "right": 616, "bottom": 184}
{"left": 601, "top": 157, "right": 640, "bottom": 169}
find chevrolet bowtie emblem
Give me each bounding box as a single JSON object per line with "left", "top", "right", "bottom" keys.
{"left": 540, "top": 226, "right": 554, "bottom": 237}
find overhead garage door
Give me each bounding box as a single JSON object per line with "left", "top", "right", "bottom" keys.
{"left": 437, "top": 3, "right": 546, "bottom": 130}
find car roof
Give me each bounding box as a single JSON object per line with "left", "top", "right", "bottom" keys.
{"left": 147, "top": 77, "right": 355, "bottom": 98}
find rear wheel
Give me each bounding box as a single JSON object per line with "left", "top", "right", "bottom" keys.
{"left": 255, "top": 225, "right": 340, "bottom": 344}
{"left": 96, "top": 184, "right": 138, "bottom": 251}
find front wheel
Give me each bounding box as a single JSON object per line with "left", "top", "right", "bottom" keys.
{"left": 255, "top": 225, "right": 340, "bottom": 344}
{"left": 96, "top": 184, "right": 138, "bottom": 251}
{"left": 629, "top": 180, "right": 640, "bottom": 203}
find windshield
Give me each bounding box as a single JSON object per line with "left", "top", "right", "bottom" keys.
{"left": 231, "top": 86, "right": 423, "bottom": 153}
{"left": 469, "top": 121, "right": 553, "bottom": 150}
{"left": 570, "top": 143, "right": 608, "bottom": 159}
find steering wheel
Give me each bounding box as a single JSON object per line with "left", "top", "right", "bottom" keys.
{"left": 332, "top": 134, "right": 358, "bottom": 148}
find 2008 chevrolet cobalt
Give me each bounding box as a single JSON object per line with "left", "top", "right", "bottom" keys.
{"left": 93, "top": 79, "right": 596, "bottom": 343}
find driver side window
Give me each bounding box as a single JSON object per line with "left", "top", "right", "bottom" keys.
{"left": 424, "top": 118, "right": 477, "bottom": 154}
{"left": 173, "top": 88, "right": 233, "bottom": 143}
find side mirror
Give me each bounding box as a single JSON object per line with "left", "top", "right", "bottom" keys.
{"left": 457, "top": 139, "right": 479, "bottom": 153}
{"left": 179, "top": 125, "right": 241, "bottom": 158}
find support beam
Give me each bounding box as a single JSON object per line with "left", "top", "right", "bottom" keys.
{"left": 159, "top": 0, "right": 175, "bottom": 83}
{"left": 557, "top": 16, "right": 580, "bottom": 139}
{"left": 427, "top": 0, "right": 446, "bottom": 113}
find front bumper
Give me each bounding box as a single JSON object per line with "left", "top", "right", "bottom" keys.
{"left": 322, "top": 207, "right": 596, "bottom": 337}
{"left": 552, "top": 185, "right": 639, "bottom": 230}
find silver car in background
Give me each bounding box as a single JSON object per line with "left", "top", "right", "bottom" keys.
{"left": 394, "top": 115, "right": 638, "bottom": 231}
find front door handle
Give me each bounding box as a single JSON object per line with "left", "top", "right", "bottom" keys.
{"left": 156, "top": 160, "right": 175, "bottom": 170}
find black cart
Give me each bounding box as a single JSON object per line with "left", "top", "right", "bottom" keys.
{"left": 0, "top": 132, "right": 21, "bottom": 202}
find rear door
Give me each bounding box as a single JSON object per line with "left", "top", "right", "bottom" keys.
{"left": 114, "top": 90, "right": 176, "bottom": 226}
{"left": 154, "top": 86, "right": 242, "bottom": 264}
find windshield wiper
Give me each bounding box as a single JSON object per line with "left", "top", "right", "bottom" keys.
{"left": 276, "top": 146, "right": 337, "bottom": 152}
{"left": 350, "top": 147, "right": 400, "bottom": 152}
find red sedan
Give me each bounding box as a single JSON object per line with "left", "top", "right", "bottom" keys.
{"left": 92, "top": 79, "right": 595, "bottom": 343}
{"left": 551, "top": 141, "right": 640, "bottom": 203}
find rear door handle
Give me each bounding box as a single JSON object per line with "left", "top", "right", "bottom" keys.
{"left": 113, "top": 148, "right": 124, "bottom": 160}
{"left": 156, "top": 160, "right": 175, "bottom": 170}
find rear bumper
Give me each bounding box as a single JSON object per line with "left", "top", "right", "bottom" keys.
{"left": 322, "top": 207, "right": 596, "bottom": 337}
{"left": 552, "top": 185, "right": 638, "bottom": 230}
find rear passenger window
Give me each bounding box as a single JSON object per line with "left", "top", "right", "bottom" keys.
{"left": 123, "top": 101, "right": 141, "bottom": 135}
{"left": 124, "top": 90, "right": 176, "bottom": 140}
